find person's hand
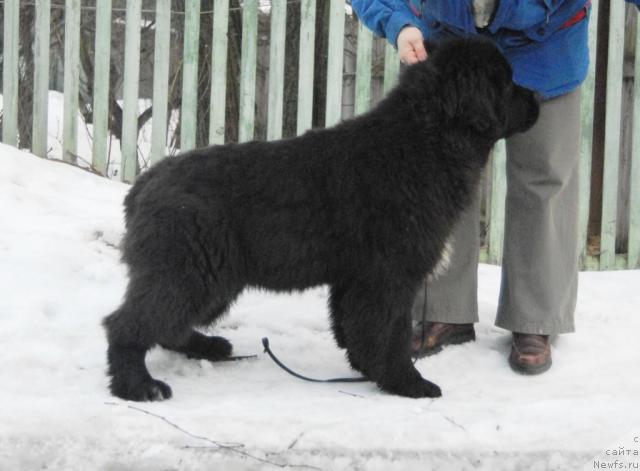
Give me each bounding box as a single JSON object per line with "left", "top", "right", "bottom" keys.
{"left": 397, "top": 26, "right": 428, "bottom": 64}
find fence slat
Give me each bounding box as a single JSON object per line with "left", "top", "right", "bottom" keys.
{"left": 63, "top": 0, "right": 81, "bottom": 163}
{"left": 150, "top": 0, "right": 171, "bottom": 164}
{"left": 383, "top": 43, "right": 400, "bottom": 94}
{"left": 91, "top": 0, "right": 112, "bottom": 174}
{"left": 296, "top": 0, "right": 316, "bottom": 135}
{"left": 2, "top": 0, "right": 19, "bottom": 146}
{"left": 354, "top": 21, "right": 372, "bottom": 116}
{"left": 32, "top": 0, "right": 51, "bottom": 157}
{"left": 267, "top": 0, "right": 287, "bottom": 141}
{"left": 629, "top": 14, "right": 640, "bottom": 269}
{"left": 121, "top": 0, "right": 142, "bottom": 182}
{"left": 578, "top": 0, "right": 599, "bottom": 267}
{"left": 238, "top": 1, "right": 258, "bottom": 143}
{"left": 599, "top": 1, "right": 626, "bottom": 270}
{"left": 488, "top": 140, "right": 507, "bottom": 264}
{"left": 209, "top": 0, "right": 229, "bottom": 145}
{"left": 180, "top": 0, "right": 201, "bottom": 152}
{"left": 325, "top": 0, "right": 345, "bottom": 127}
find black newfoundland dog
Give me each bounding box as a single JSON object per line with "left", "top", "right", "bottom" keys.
{"left": 104, "top": 37, "right": 539, "bottom": 401}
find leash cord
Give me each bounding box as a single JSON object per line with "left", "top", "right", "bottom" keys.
{"left": 261, "top": 337, "right": 368, "bottom": 383}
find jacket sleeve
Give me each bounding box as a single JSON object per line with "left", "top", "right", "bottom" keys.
{"left": 351, "top": 0, "right": 426, "bottom": 47}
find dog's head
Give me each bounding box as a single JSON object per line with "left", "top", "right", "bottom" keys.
{"left": 410, "top": 37, "right": 539, "bottom": 140}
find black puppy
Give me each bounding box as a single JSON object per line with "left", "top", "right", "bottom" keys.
{"left": 103, "top": 37, "right": 539, "bottom": 401}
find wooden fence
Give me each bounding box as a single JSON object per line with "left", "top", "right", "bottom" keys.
{"left": 1, "top": 0, "right": 639, "bottom": 271}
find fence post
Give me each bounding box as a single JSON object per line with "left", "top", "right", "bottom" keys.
{"left": 180, "top": 0, "right": 201, "bottom": 152}
{"left": 354, "top": 21, "right": 372, "bottom": 116}
{"left": 267, "top": 0, "right": 287, "bottom": 141}
{"left": 150, "top": 0, "right": 171, "bottom": 164}
{"left": 209, "top": 0, "right": 229, "bottom": 145}
{"left": 600, "top": 1, "right": 626, "bottom": 270}
{"left": 32, "top": 0, "right": 51, "bottom": 158}
{"left": 629, "top": 13, "right": 640, "bottom": 269}
{"left": 325, "top": 0, "right": 345, "bottom": 127}
{"left": 239, "top": 1, "right": 258, "bottom": 143}
{"left": 121, "top": 0, "right": 142, "bottom": 182}
{"left": 92, "top": 0, "right": 112, "bottom": 175}
{"left": 488, "top": 140, "right": 507, "bottom": 264}
{"left": 296, "top": 0, "right": 316, "bottom": 135}
{"left": 578, "top": 0, "right": 599, "bottom": 268}
{"left": 63, "top": 0, "right": 81, "bottom": 164}
{"left": 383, "top": 43, "right": 400, "bottom": 94}
{"left": 2, "top": 0, "right": 19, "bottom": 147}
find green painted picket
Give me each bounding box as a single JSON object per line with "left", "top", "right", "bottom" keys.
{"left": 209, "top": 0, "right": 229, "bottom": 145}
{"left": 0, "top": 1, "right": 638, "bottom": 271}
{"left": 354, "top": 22, "right": 373, "bottom": 116}
{"left": 630, "top": 14, "right": 640, "bottom": 269}
{"left": 149, "top": 0, "right": 171, "bottom": 164}
{"left": 579, "top": 0, "right": 600, "bottom": 269}
{"left": 32, "top": 0, "right": 50, "bottom": 158}
{"left": 267, "top": 0, "right": 287, "bottom": 141}
{"left": 180, "top": 0, "right": 200, "bottom": 152}
{"left": 296, "top": 0, "right": 316, "bottom": 135}
{"left": 601, "top": 1, "right": 626, "bottom": 270}
{"left": 120, "top": 0, "right": 142, "bottom": 182}
{"left": 2, "top": 0, "right": 18, "bottom": 147}
{"left": 238, "top": 1, "right": 258, "bottom": 143}
{"left": 62, "top": 0, "right": 80, "bottom": 164}
{"left": 325, "top": 0, "right": 345, "bottom": 127}
{"left": 92, "top": 0, "right": 112, "bottom": 175}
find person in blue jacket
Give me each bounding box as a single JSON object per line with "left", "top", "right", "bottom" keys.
{"left": 351, "top": 0, "right": 639, "bottom": 374}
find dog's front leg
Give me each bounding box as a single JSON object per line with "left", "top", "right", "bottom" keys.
{"left": 337, "top": 279, "right": 442, "bottom": 398}
{"left": 328, "top": 284, "right": 350, "bottom": 350}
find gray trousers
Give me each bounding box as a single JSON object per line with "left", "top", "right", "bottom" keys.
{"left": 411, "top": 89, "right": 581, "bottom": 335}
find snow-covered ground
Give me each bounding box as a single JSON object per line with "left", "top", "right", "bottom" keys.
{"left": 1, "top": 144, "right": 639, "bottom": 470}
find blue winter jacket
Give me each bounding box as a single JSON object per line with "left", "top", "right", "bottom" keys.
{"left": 352, "top": 0, "right": 640, "bottom": 99}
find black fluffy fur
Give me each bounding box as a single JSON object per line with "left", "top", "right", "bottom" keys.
{"left": 103, "top": 37, "right": 539, "bottom": 401}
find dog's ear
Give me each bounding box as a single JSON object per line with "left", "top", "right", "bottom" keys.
{"left": 440, "top": 64, "right": 501, "bottom": 136}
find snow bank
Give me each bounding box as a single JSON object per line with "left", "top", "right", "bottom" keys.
{"left": 1, "top": 144, "right": 638, "bottom": 470}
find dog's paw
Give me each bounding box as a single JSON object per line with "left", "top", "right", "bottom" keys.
{"left": 110, "top": 377, "right": 173, "bottom": 402}
{"left": 183, "top": 335, "right": 233, "bottom": 361}
{"left": 203, "top": 335, "right": 233, "bottom": 359}
{"left": 379, "top": 376, "right": 442, "bottom": 399}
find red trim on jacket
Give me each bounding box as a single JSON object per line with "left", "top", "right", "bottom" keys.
{"left": 561, "top": 1, "right": 591, "bottom": 29}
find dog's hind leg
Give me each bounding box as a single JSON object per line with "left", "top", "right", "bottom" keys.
{"left": 160, "top": 301, "right": 235, "bottom": 361}
{"left": 338, "top": 278, "right": 442, "bottom": 399}
{"left": 104, "top": 204, "right": 242, "bottom": 401}
{"left": 159, "top": 292, "right": 241, "bottom": 361}
{"left": 103, "top": 303, "right": 173, "bottom": 401}
{"left": 103, "top": 274, "right": 227, "bottom": 401}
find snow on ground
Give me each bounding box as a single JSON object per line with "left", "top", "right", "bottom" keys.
{"left": 1, "top": 144, "right": 639, "bottom": 470}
